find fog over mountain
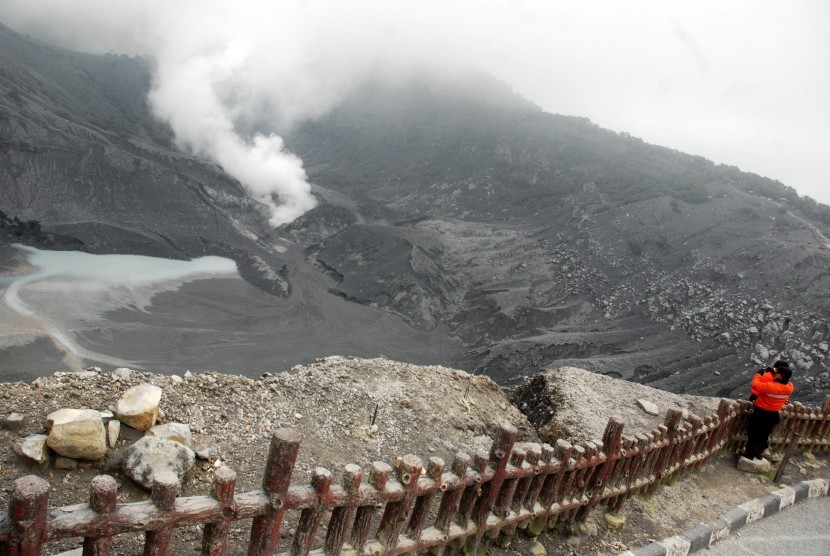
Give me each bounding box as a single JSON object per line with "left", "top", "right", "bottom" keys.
{"left": 1, "top": 14, "right": 829, "bottom": 403}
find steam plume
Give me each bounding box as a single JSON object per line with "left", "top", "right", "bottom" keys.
{"left": 149, "top": 39, "right": 315, "bottom": 225}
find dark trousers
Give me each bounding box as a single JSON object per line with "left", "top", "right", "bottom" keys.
{"left": 744, "top": 407, "right": 781, "bottom": 458}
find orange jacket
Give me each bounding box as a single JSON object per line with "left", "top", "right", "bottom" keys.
{"left": 752, "top": 372, "right": 793, "bottom": 412}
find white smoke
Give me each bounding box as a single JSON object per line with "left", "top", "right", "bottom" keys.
{"left": 148, "top": 38, "right": 314, "bottom": 225}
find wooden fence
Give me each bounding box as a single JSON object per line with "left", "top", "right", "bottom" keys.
{"left": 1, "top": 395, "right": 829, "bottom": 555}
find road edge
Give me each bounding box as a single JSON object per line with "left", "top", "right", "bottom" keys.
{"left": 618, "top": 477, "right": 830, "bottom": 556}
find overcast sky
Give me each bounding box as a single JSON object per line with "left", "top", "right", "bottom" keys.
{"left": 2, "top": 0, "right": 828, "bottom": 206}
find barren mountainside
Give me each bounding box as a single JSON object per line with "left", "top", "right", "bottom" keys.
{"left": 1, "top": 22, "right": 829, "bottom": 402}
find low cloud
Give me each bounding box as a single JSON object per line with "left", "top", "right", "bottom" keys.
{"left": 0, "top": 1, "right": 827, "bottom": 205}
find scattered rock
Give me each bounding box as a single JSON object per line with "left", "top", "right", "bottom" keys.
{"left": 45, "top": 408, "right": 107, "bottom": 460}
{"left": 107, "top": 420, "right": 121, "bottom": 448}
{"left": 604, "top": 511, "right": 626, "bottom": 531}
{"left": 112, "top": 367, "right": 134, "bottom": 381}
{"left": 565, "top": 535, "right": 582, "bottom": 547}
{"left": 194, "top": 445, "right": 219, "bottom": 461}
{"left": 54, "top": 456, "right": 78, "bottom": 471}
{"left": 736, "top": 456, "right": 771, "bottom": 474}
{"left": 1, "top": 412, "right": 25, "bottom": 431}
{"left": 13, "top": 434, "right": 49, "bottom": 465}
{"left": 122, "top": 436, "right": 195, "bottom": 490}
{"left": 529, "top": 541, "right": 547, "bottom": 556}
{"left": 636, "top": 399, "right": 659, "bottom": 416}
{"left": 802, "top": 452, "right": 822, "bottom": 469}
{"left": 146, "top": 423, "right": 193, "bottom": 449}
{"left": 578, "top": 518, "right": 599, "bottom": 537}
{"left": 115, "top": 384, "right": 162, "bottom": 431}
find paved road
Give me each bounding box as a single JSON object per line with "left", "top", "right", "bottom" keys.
{"left": 704, "top": 495, "right": 830, "bottom": 555}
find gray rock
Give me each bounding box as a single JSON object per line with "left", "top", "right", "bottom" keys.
{"left": 46, "top": 408, "right": 107, "bottom": 460}
{"left": 14, "top": 434, "right": 49, "bottom": 464}
{"left": 54, "top": 456, "right": 78, "bottom": 470}
{"left": 194, "top": 444, "right": 219, "bottom": 461}
{"left": 107, "top": 420, "right": 121, "bottom": 448}
{"left": 637, "top": 399, "right": 660, "bottom": 416}
{"left": 123, "top": 436, "right": 195, "bottom": 489}
{"left": 112, "top": 367, "right": 134, "bottom": 381}
{"left": 146, "top": 423, "right": 193, "bottom": 448}
{"left": 1, "top": 413, "right": 25, "bottom": 431}
{"left": 737, "top": 456, "right": 771, "bottom": 474}
{"left": 115, "top": 384, "right": 162, "bottom": 431}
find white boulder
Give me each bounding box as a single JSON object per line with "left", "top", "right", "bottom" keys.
{"left": 737, "top": 456, "right": 771, "bottom": 474}
{"left": 46, "top": 408, "right": 107, "bottom": 460}
{"left": 123, "top": 436, "right": 195, "bottom": 489}
{"left": 14, "top": 434, "right": 49, "bottom": 464}
{"left": 636, "top": 399, "right": 660, "bottom": 416}
{"left": 115, "top": 384, "right": 162, "bottom": 431}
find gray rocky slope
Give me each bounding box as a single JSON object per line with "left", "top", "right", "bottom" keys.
{"left": 1, "top": 23, "right": 829, "bottom": 402}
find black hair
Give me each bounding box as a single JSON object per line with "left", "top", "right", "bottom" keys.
{"left": 773, "top": 360, "right": 790, "bottom": 369}
{"left": 775, "top": 366, "right": 793, "bottom": 384}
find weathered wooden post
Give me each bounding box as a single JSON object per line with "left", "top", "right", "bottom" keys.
{"left": 408, "top": 457, "right": 444, "bottom": 541}
{"left": 143, "top": 471, "right": 179, "bottom": 556}
{"left": 820, "top": 396, "right": 830, "bottom": 453}
{"left": 292, "top": 467, "right": 333, "bottom": 555}
{"left": 377, "top": 455, "right": 423, "bottom": 553}
{"left": 519, "top": 443, "right": 554, "bottom": 523}
{"left": 83, "top": 475, "right": 118, "bottom": 556}
{"left": 579, "top": 418, "right": 624, "bottom": 520}
{"left": 7, "top": 476, "right": 49, "bottom": 556}
{"left": 248, "top": 428, "right": 300, "bottom": 556}
{"left": 202, "top": 466, "right": 237, "bottom": 556}
{"left": 487, "top": 447, "right": 526, "bottom": 546}
{"left": 502, "top": 443, "right": 541, "bottom": 541}
{"left": 649, "top": 409, "right": 683, "bottom": 493}
{"left": 446, "top": 450, "right": 488, "bottom": 553}
{"left": 324, "top": 464, "right": 362, "bottom": 556}
{"left": 433, "top": 452, "right": 470, "bottom": 536}
{"left": 527, "top": 439, "right": 571, "bottom": 536}
{"left": 350, "top": 462, "right": 392, "bottom": 551}
{"left": 555, "top": 443, "right": 585, "bottom": 521}
{"left": 773, "top": 432, "right": 801, "bottom": 484}
{"left": 468, "top": 422, "right": 517, "bottom": 552}
{"left": 707, "top": 400, "right": 733, "bottom": 456}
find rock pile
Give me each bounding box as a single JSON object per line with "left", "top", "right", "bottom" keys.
{"left": 8, "top": 368, "right": 198, "bottom": 489}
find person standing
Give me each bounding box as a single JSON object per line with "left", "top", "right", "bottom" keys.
{"left": 743, "top": 362, "right": 794, "bottom": 460}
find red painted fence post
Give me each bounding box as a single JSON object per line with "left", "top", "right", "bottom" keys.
{"left": 143, "top": 471, "right": 179, "bottom": 556}
{"left": 7, "top": 476, "right": 49, "bottom": 556}
{"left": 248, "top": 428, "right": 300, "bottom": 556}
{"left": 202, "top": 466, "right": 237, "bottom": 556}
{"left": 324, "top": 464, "right": 362, "bottom": 556}
{"left": 83, "top": 475, "right": 118, "bottom": 556}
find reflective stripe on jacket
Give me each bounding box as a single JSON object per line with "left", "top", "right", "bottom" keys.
{"left": 752, "top": 372, "right": 793, "bottom": 412}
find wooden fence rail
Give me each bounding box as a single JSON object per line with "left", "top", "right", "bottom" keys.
{"left": 1, "top": 395, "right": 829, "bottom": 555}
